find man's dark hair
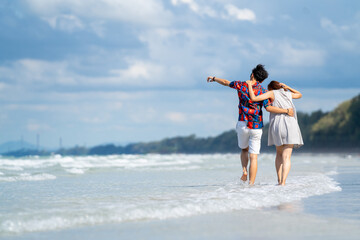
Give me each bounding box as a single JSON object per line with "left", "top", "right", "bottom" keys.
{"left": 252, "top": 64, "right": 268, "bottom": 83}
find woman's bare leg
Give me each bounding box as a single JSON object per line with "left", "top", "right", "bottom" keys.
{"left": 280, "top": 144, "right": 294, "bottom": 186}
{"left": 275, "top": 146, "right": 284, "bottom": 184}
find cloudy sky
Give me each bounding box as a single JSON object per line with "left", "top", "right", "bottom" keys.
{"left": 0, "top": 0, "right": 359, "bottom": 148}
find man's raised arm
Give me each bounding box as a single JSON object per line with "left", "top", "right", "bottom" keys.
{"left": 265, "top": 105, "right": 294, "bottom": 117}
{"left": 207, "top": 76, "right": 230, "bottom": 87}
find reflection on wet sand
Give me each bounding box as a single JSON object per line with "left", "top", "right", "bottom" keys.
{"left": 277, "top": 201, "right": 304, "bottom": 213}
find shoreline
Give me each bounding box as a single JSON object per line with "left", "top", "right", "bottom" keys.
{"left": 2, "top": 170, "right": 360, "bottom": 240}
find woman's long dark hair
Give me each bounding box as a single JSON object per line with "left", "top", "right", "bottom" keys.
{"left": 267, "top": 81, "right": 283, "bottom": 91}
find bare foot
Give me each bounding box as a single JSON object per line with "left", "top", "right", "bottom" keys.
{"left": 241, "top": 172, "right": 248, "bottom": 182}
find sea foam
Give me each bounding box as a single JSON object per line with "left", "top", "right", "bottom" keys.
{"left": 0, "top": 173, "right": 340, "bottom": 235}
{"left": 0, "top": 154, "right": 208, "bottom": 182}
{"left": 0, "top": 173, "right": 56, "bottom": 182}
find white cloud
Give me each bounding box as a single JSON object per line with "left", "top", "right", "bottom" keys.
{"left": 171, "top": 0, "right": 217, "bottom": 18}
{"left": 0, "top": 58, "right": 169, "bottom": 89}
{"left": 321, "top": 18, "right": 350, "bottom": 36}
{"left": 27, "top": 122, "right": 51, "bottom": 132}
{"left": 224, "top": 4, "right": 256, "bottom": 22}
{"left": 171, "top": 0, "right": 199, "bottom": 13}
{"left": 245, "top": 40, "right": 325, "bottom": 68}
{"left": 171, "top": 1, "right": 256, "bottom": 21}
{"left": 280, "top": 42, "right": 325, "bottom": 67}
{"left": 0, "top": 59, "right": 77, "bottom": 85}
{"left": 89, "top": 21, "right": 106, "bottom": 37}
{"left": 320, "top": 17, "right": 360, "bottom": 52}
{"left": 110, "top": 61, "right": 164, "bottom": 81}
{"left": 44, "top": 14, "right": 84, "bottom": 32}
{"left": 138, "top": 27, "right": 243, "bottom": 84}
{"left": 24, "top": 0, "right": 172, "bottom": 28}
{"left": 0, "top": 34, "right": 326, "bottom": 96}
{"left": 165, "top": 112, "right": 187, "bottom": 123}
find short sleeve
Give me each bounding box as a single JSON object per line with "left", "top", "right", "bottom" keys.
{"left": 229, "top": 81, "right": 242, "bottom": 90}
{"left": 263, "top": 98, "right": 270, "bottom": 108}
{"left": 261, "top": 87, "right": 270, "bottom": 108}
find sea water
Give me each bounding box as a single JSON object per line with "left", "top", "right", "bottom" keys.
{"left": 0, "top": 153, "right": 359, "bottom": 239}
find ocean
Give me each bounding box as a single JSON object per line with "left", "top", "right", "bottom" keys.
{"left": 0, "top": 153, "right": 359, "bottom": 239}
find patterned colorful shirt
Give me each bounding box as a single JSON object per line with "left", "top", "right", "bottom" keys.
{"left": 229, "top": 81, "right": 270, "bottom": 129}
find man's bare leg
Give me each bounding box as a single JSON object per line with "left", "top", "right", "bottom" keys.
{"left": 275, "top": 146, "right": 284, "bottom": 184}
{"left": 248, "top": 153, "right": 258, "bottom": 185}
{"left": 280, "top": 144, "right": 293, "bottom": 186}
{"left": 240, "top": 147, "right": 249, "bottom": 181}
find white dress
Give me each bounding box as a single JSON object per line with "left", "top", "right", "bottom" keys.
{"left": 268, "top": 89, "right": 304, "bottom": 148}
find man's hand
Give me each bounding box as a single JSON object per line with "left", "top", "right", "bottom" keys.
{"left": 207, "top": 76, "right": 215, "bottom": 82}
{"left": 287, "top": 108, "right": 294, "bottom": 117}
{"left": 246, "top": 80, "right": 252, "bottom": 85}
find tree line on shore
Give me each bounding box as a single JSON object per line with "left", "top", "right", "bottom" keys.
{"left": 4, "top": 94, "right": 360, "bottom": 157}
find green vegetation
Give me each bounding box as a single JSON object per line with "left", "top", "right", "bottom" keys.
{"left": 308, "top": 94, "right": 360, "bottom": 150}
{"left": 87, "top": 131, "right": 239, "bottom": 155}
{"left": 3, "top": 94, "right": 360, "bottom": 157}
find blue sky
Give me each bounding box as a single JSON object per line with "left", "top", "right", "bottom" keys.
{"left": 0, "top": 0, "right": 359, "bottom": 148}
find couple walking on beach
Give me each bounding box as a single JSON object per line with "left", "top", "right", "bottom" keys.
{"left": 207, "top": 64, "right": 303, "bottom": 185}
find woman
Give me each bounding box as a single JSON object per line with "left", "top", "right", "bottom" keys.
{"left": 246, "top": 80, "right": 303, "bottom": 186}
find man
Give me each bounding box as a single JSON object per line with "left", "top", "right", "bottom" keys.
{"left": 207, "top": 64, "right": 294, "bottom": 185}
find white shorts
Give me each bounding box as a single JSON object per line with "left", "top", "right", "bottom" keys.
{"left": 236, "top": 121, "right": 263, "bottom": 154}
